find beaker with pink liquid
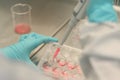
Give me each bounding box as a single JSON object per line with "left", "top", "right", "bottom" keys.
{"left": 11, "top": 3, "right": 32, "bottom": 34}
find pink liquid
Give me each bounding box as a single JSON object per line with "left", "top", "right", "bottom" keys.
{"left": 53, "top": 48, "right": 60, "bottom": 59}
{"left": 15, "top": 23, "right": 31, "bottom": 34}
{"left": 52, "top": 68, "right": 61, "bottom": 73}
{"left": 52, "top": 68, "right": 62, "bottom": 78}
{"left": 67, "top": 63, "right": 76, "bottom": 70}
{"left": 43, "top": 62, "right": 52, "bottom": 72}
{"left": 43, "top": 66, "right": 52, "bottom": 72}
{"left": 62, "top": 71, "right": 69, "bottom": 76}
{"left": 58, "top": 60, "right": 66, "bottom": 66}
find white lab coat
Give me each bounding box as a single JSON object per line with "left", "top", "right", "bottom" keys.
{"left": 0, "top": 54, "right": 54, "bottom": 80}
{"left": 76, "top": 21, "right": 120, "bottom": 80}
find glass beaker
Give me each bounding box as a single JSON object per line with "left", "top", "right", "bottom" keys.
{"left": 11, "top": 3, "right": 32, "bottom": 34}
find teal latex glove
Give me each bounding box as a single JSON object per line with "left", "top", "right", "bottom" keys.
{"left": 0, "top": 32, "right": 58, "bottom": 66}
{"left": 87, "top": 0, "right": 118, "bottom": 23}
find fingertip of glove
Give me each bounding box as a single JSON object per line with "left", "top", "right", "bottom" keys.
{"left": 49, "top": 37, "right": 58, "bottom": 42}
{"left": 42, "top": 37, "right": 58, "bottom": 43}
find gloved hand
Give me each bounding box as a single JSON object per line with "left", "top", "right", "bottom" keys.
{"left": 0, "top": 32, "right": 58, "bottom": 66}
{"left": 87, "top": 0, "right": 118, "bottom": 23}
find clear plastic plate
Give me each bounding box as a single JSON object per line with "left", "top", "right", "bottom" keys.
{"left": 39, "top": 42, "right": 85, "bottom": 80}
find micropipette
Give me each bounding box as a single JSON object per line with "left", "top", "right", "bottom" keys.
{"left": 53, "top": 0, "right": 89, "bottom": 59}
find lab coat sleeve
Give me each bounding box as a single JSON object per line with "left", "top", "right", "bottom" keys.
{"left": 0, "top": 53, "right": 54, "bottom": 80}
{"left": 79, "top": 22, "right": 120, "bottom": 59}
{"left": 78, "top": 22, "right": 120, "bottom": 80}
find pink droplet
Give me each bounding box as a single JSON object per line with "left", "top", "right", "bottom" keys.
{"left": 58, "top": 60, "right": 66, "bottom": 66}
{"left": 43, "top": 65, "right": 52, "bottom": 72}
{"left": 53, "top": 68, "right": 61, "bottom": 73}
{"left": 52, "top": 68, "right": 62, "bottom": 77}
{"left": 67, "top": 63, "right": 76, "bottom": 70}
{"left": 62, "top": 71, "right": 68, "bottom": 76}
